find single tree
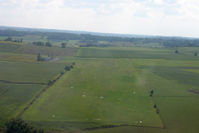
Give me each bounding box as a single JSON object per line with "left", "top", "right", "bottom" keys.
{"left": 150, "top": 90, "right": 154, "bottom": 97}
{"left": 64, "top": 66, "right": 71, "bottom": 71}
{"left": 61, "top": 43, "right": 66, "bottom": 48}
{"left": 45, "top": 42, "right": 52, "bottom": 47}
{"left": 194, "top": 52, "right": 198, "bottom": 56}
{"left": 175, "top": 50, "right": 179, "bottom": 54}
{"left": 20, "top": 38, "right": 23, "bottom": 43}
{"left": 37, "top": 53, "right": 41, "bottom": 61}
{"left": 156, "top": 109, "right": 160, "bottom": 114}
{"left": 48, "top": 80, "right": 53, "bottom": 85}
{"left": 154, "top": 104, "right": 157, "bottom": 108}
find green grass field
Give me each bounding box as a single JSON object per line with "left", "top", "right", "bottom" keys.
{"left": 22, "top": 58, "right": 163, "bottom": 130}
{"left": 1, "top": 44, "right": 199, "bottom": 133}
{"left": 21, "top": 47, "right": 199, "bottom": 133}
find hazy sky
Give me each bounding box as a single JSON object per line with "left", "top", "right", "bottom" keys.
{"left": 0, "top": 0, "right": 199, "bottom": 37}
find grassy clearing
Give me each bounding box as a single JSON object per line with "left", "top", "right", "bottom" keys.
{"left": 22, "top": 58, "right": 162, "bottom": 130}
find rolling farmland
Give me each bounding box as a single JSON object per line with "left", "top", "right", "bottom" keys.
{"left": 0, "top": 39, "right": 199, "bottom": 133}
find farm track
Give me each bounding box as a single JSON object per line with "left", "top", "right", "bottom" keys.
{"left": 0, "top": 80, "right": 47, "bottom": 85}
{"left": 84, "top": 123, "right": 163, "bottom": 131}
{"left": 16, "top": 64, "right": 75, "bottom": 118}
{"left": 154, "top": 96, "right": 199, "bottom": 98}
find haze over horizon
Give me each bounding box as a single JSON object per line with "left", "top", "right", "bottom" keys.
{"left": 0, "top": 0, "right": 199, "bottom": 38}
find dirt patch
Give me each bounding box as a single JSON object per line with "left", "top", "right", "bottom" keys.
{"left": 189, "top": 89, "right": 199, "bottom": 95}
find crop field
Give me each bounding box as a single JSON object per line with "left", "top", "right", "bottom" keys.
{"left": 0, "top": 42, "right": 78, "bottom": 56}
{"left": 77, "top": 47, "right": 199, "bottom": 60}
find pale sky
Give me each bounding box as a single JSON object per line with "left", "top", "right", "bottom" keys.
{"left": 0, "top": 0, "right": 199, "bottom": 37}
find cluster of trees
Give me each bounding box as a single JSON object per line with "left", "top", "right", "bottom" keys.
{"left": 64, "top": 62, "right": 75, "bottom": 71}
{"left": 33, "top": 42, "right": 67, "bottom": 48}
{"left": 32, "top": 41, "right": 52, "bottom": 47}
{"left": 4, "top": 37, "right": 23, "bottom": 43}
{"left": 5, "top": 119, "right": 44, "bottom": 133}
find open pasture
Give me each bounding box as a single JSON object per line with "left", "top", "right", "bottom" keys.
{"left": 0, "top": 45, "right": 199, "bottom": 133}
{"left": 77, "top": 47, "right": 199, "bottom": 133}
{"left": 22, "top": 58, "right": 163, "bottom": 130}
{"left": 22, "top": 46, "right": 199, "bottom": 133}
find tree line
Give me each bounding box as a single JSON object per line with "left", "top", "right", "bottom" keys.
{"left": 1, "top": 29, "right": 199, "bottom": 47}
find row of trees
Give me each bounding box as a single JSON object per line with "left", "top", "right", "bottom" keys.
{"left": 149, "top": 90, "right": 160, "bottom": 114}
{"left": 47, "top": 62, "right": 75, "bottom": 85}
{"left": 32, "top": 41, "right": 52, "bottom": 47}
{"left": 33, "top": 41, "right": 67, "bottom": 48}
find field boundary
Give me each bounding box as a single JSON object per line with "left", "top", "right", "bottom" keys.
{"left": 16, "top": 63, "right": 76, "bottom": 118}
{"left": 0, "top": 80, "right": 47, "bottom": 85}
{"left": 84, "top": 123, "right": 163, "bottom": 131}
